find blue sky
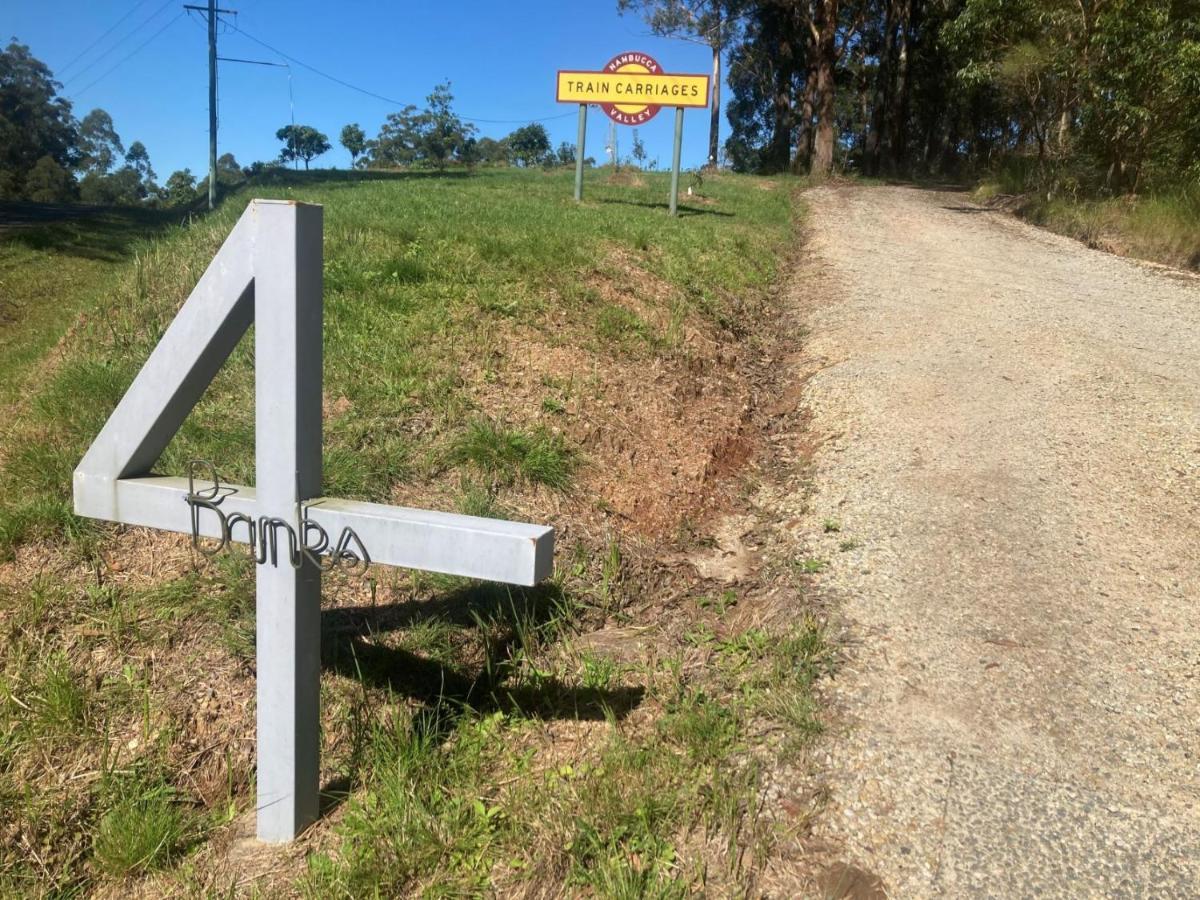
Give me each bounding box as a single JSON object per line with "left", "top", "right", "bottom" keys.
{"left": 8, "top": 1, "right": 722, "bottom": 179}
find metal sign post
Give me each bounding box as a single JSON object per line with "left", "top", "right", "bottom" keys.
{"left": 73, "top": 199, "right": 555, "bottom": 843}
{"left": 669, "top": 107, "right": 685, "bottom": 217}
{"left": 575, "top": 103, "right": 587, "bottom": 202}
{"left": 555, "top": 52, "right": 710, "bottom": 213}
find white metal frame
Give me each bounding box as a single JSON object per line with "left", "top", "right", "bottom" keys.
{"left": 73, "top": 199, "right": 555, "bottom": 841}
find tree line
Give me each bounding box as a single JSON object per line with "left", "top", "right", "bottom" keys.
{"left": 622, "top": 0, "right": 1200, "bottom": 194}
{"left": 0, "top": 43, "right": 596, "bottom": 207}
{"left": 0, "top": 41, "right": 260, "bottom": 206}
{"left": 327, "top": 83, "right": 596, "bottom": 171}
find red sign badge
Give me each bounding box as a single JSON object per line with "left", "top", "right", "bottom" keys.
{"left": 599, "top": 51, "right": 665, "bottom": 126}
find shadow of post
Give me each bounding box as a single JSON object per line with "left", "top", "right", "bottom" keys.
{"left": 317, "top": 579, "right": 645, "bottom": 814}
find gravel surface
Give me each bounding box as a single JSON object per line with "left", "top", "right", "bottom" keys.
{"left": 794, "top": 185, "right": 1200, "bottom": 897}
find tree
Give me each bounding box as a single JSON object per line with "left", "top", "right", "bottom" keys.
{"left": 475, "top": 136, "right": 510, "bottom": 165}
{"left": 164, "top": 168, "right": 197, "bottom": 207}
{"left": 23, "top": 155, "right": 75, "bottom": 202}
{"left": 555, "top": 141, "right": 577, "bottom": 166}
{"left": 217, "top": 152, "right": 243, "bottom": 185}
{"left": 506, "top": 123, "right": 551, "bottom": 167}
{"left": 720, "top": 0, "right": 1200, "bottom": 191}
{"left": 124, "top": 141, "right": 155, "bottom": 182}
{"left": 617, "top": 0, "right": 740, "bottom": 168}
{"left": 0, "top": 41, "right": 77, "bottom": 199}
{"left": 276, "top": 124, "right": 331, "bottom": 170}
{"left": 79, "top": 166, "right": 144, "bottom": 205}
{"left": 724, "top": 0, "right": 807, "bottom": 174}
{"left": 630, "top": 129, "right": 648, "bottom": 166}
{"left": 368, "top": 106, "right": 424, "bottom": 167}
{"left": 421, "top": 82, "right": 477, "bottom": 169}
{"left": 77, "top": 108, "right": 124, "bottom": 175}
{"left": 340, "top": 123, "right": 366, "bottom": 167}
{"left": 365, "top": 85, "right": 477, "bottom": 169}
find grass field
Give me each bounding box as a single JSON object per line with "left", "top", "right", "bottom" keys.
{"left": 0, "top": 167, "right": 829, "bottom": 896}
{"left": 0, "top": 206, "right": 181, "bottom": 406}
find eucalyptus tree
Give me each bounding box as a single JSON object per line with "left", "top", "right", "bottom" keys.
{"left": 340, "top": 123, "right": 366, "bottom": 167}
{"left": 617, "top": 0, "right": 744, "bottom": 168}
{"left": 276, "top": 125, "right": 331, "bottom": 170}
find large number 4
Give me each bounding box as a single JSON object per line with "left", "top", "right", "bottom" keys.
{"left": 74, "top": 200, "right": 554, "bottom": 841}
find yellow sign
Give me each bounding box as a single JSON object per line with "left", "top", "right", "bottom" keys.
{"left": 557, "top": 70, "right": 710, "bottom": 109}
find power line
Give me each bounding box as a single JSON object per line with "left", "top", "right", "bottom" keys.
{"left": 227, "top": 22, "right": 577, "bottom": 126}
{"left": 64, "top": 0, "right": 177, "bottom": 87}
{"left": 73, "top": 13, "right": 185, "bottom": 98}
{"left": 56, "top": 0, "right": 155, "bottom": 78}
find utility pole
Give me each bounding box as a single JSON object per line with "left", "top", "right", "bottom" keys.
{"left": 184, "top": 3, "right": 236, "bottom": 209}
{"left": 207, "top": 0, "right": 216, "bottom": 209}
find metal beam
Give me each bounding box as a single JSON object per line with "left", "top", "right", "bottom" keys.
{"left": 73, "top": 476, "right": 555, "bottom": 586}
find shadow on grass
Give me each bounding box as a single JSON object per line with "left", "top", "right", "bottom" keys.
{"left": 0, "top": 203, "right": 183, "bottom": 261}
{"left": 248, "top": 167, "right": 473, "bottom": 189}
{"left": 318, "top": 579, "right": 644, "bottom": 816}
{"left": 595, "top": 197, "right": 735, "bottom": 218}
{"left": 886, "top": 178, "right": 972, "bottom": 193}
{"left": 322, "top": 580, "right": 643, "bottom": 723}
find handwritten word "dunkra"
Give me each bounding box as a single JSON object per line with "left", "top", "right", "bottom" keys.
{"left": 184, "top": 461, "right": 371, "bottom": 574}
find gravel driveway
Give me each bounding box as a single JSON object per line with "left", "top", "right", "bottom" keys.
{"left": 794, "top": 185, "right": 1200, "bottom": 897}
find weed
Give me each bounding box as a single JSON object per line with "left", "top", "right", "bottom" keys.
{"left": 92, "top": 776, "right": 186, "bottom": 877}
{"left": 33, "top": 655, "right": 89, "bottom": 735}
{"left": 823, "top": 519, "right": 841, "bottom": 533}
{"left": 456, "top": 478, "right": 503, "bottom": 518}
{"left": 580, "top": 652, "right": 620, "bottom": 690}
{"left": 449, "top": 418, "right": 575, "bottom": 490}
{"left": 597, "top": 304, "right": 654, "bottom": 351}
{"left": 697, "top": 589, "right": 738, "bottom": 616}
{"left": 795, "top": 557, "right": 828, "bottom": 575}
{"left": 659, "top": 690, "right": 739, "bottom": 763}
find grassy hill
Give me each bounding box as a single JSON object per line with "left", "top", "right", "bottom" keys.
{"left": 0, "top": 167, "right": 829, "bottom": 896}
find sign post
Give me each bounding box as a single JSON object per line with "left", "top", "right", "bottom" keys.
{"left": 556, "top": 52, "right": 709, "bottom": 215}
{"left": 574, "top": 103, "right": 587, "bottom": 202}
{"left": 669, "top": 107, "right": 684, "bottom": 217}
{"left": 73, "top": 199, "right": 555, "bottom": 843}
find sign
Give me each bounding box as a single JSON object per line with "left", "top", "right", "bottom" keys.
{"left": 555, "top": 51, "right": 709, "bottom": 213}
{"left": 556, "top": 51, "right": 710, "bottom": 125}
{"left": 73, "top": 200, "right": 555, "bottom": 842}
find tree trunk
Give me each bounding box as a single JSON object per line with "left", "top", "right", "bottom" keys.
{"left": 856, "top": 42, "right": 870, "bottom": 161}
{"left": 792, "top": 63, "right": 817, "bottom": 173}
{"left": 864, "top": 0, "right": 898, "bottom": 176}
{"left": 708, "top": 43, "right": 722, "bottom": 168}
{"left": 887, "top": 0, "right": 912, "bottom": 173}
{"left": 811, "top": 0, "right": 839, "bottom": 179}
{"left": 770, "top": 85, "right": 793, "bottom": 173}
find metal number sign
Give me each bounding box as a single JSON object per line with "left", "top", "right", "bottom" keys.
{"left": 73, "top": 200, "right": 555, "bottom": 842}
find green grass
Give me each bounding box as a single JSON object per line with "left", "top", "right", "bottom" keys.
{"left": 304, "top": 618, "right": 832, "bottom": 897}
{"left": 974, "top": 163, "right": 1200, "bottom": 270}
{"left": 92, "top": 776, "right": 186, "bottom": 877}
{"left": 448, "top": 417, "right": 574, "bottom": 490}
{"left": 0, "top": 208, "right": 178, "bottom": 407}
{"left": 1018, "top": 190, "right": 1200, "bottom": 270}
{"left": 0, "top": 167, "right": 795, "bottom": 556}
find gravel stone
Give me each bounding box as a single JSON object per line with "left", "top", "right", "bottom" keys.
{"left": 793, "top": 185, "right": 1200, "bottom": 898}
